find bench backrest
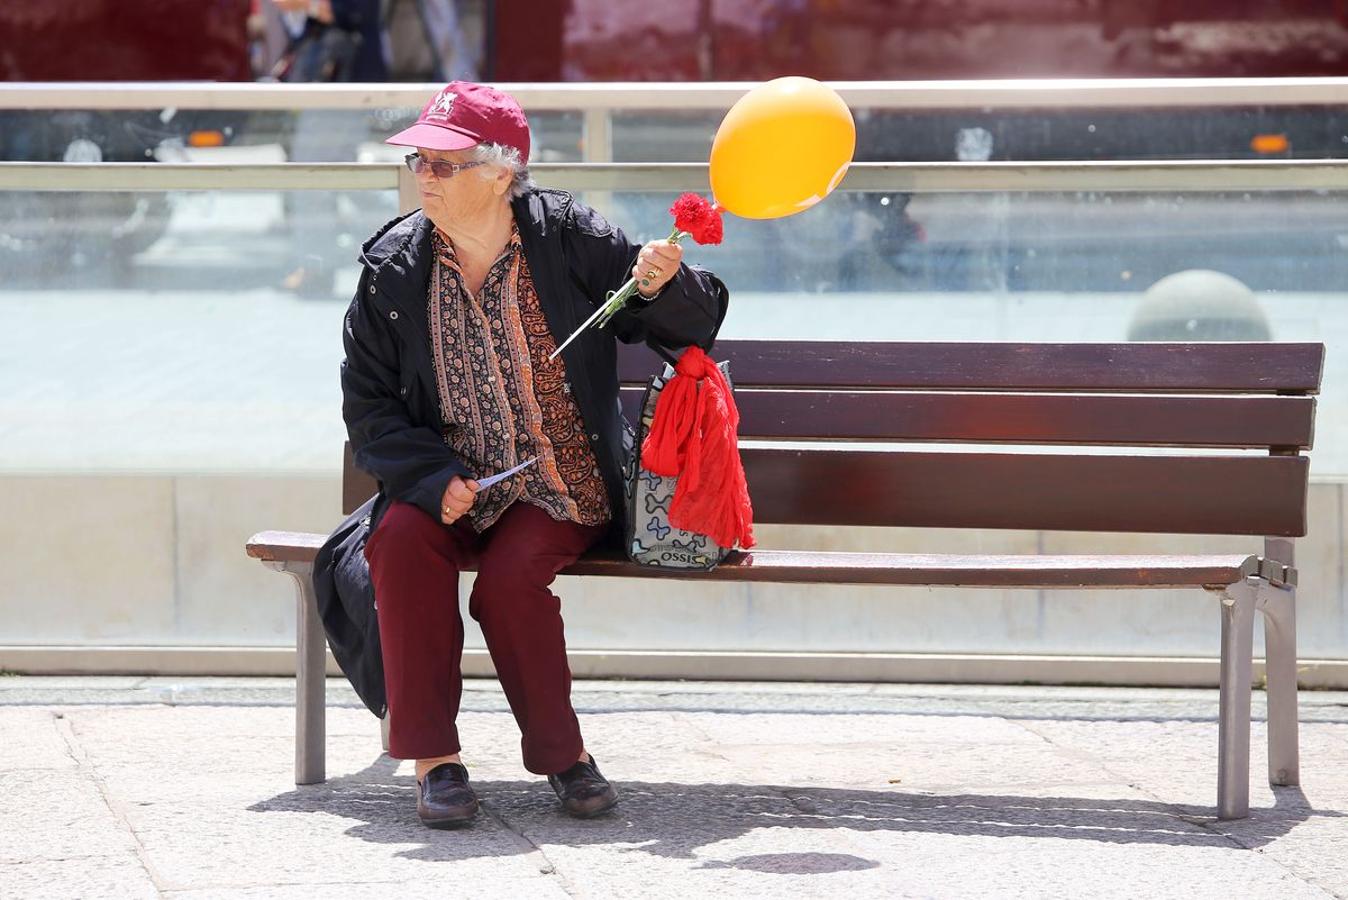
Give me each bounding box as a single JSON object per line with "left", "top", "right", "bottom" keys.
{"left": 344, "top": 341, "right": 1323, "bottom": 538}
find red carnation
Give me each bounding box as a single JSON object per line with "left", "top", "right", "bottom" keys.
{"left": 669, "top": 193, "right": 724, "bottom": 245}
{"left": 688, "top": 211, "right": 723, "bottom": 245}
{"left": 670, "top": 193, "right": 710, "bottom": 230}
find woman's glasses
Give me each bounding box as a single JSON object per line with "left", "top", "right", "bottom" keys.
{"left": 404, "top": 154, "right": 486, "bottom": 179}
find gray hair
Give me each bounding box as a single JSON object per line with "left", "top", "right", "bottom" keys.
{"left": 469, "top": 142, "right": 535, "bottom": 200}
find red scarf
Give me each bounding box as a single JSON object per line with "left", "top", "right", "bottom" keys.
{"left": 640, "top": 347, "right": 755, "bottom": 550}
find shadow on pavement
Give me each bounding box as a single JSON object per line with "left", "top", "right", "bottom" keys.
{"left": 249, "top": 755, "right": 1335, "bottom": 865}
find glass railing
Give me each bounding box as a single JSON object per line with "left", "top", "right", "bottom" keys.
{"left": 5, "top": 161, "right": 1346, "bottom": 470}
{"left": 3, "top": 81, "right": 1346, "bottom": 665}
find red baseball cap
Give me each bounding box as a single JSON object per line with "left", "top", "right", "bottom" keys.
{"left": 386, "top": 82, "right": 531, "bottom": 162}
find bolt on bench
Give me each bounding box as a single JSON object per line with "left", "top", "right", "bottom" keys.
{"left": 247, "top": 339, "right": 1322, "bottom": 820}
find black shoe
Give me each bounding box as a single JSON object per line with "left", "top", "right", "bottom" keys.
{"left": 417, "top": 762, "right": 479, "bottom": 829}
{"left": 547, "top": 754, "right": 619, "bottom": 818}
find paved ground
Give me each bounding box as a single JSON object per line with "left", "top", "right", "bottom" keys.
{"left": 2, "top": 677, "right": 1348, "bottom": 899}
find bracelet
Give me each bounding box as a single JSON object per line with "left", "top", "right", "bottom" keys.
{"left": 637, "top": 280, "right": 669, "bottom": 303}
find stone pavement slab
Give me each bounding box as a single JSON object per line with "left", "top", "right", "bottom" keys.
{"left": 1, "top": 678, "right": 1346, "bottom": 899}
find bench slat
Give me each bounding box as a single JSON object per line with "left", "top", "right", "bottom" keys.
{"left": 618, "top": 341, "right": 1325, "bottom": 394}
{"left": 563, "top": 550, "right": 1261, "bottom": 588}
{"left": 619, "top": 389, "right": 1316, "bottom": 449}
{"left": 247, "top": 531, "right": 326, "bottom": 563}
{"left": 338, "top": 447, "right": 1307, "bottom": 534}
{"left": 741, "top": 448, "right": 1309, "bottom": 536}
{"left": 246, "top": 532, "right": 1258, "bottom": 588}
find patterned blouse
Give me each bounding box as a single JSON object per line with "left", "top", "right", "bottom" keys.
{"left": 427, "top": 223, "right": 611, "bottom": 532}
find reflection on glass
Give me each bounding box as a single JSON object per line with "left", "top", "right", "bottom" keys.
{"left": 601, "top": 189, "right": 1348, "bottom": 295}
{"left": 610, "top": 110, "right": 722, "bottom": 163}
{"left": 0, "top": 107, "right": 585, "bottom": 168}
{"left": 606, "top": 107, "right": 1348, "bottom": 164}
{"left": 2, "top": 189, "right": 401, "bottom": 477}
{"left": 3, "top": 188, "right": 400, "bottom": 296}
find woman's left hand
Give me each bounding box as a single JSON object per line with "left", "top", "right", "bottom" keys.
{"left": 633, "top": 240, "right": 682, "bottom": 298}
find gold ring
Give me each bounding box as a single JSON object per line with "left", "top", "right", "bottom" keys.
{"left": 646, "top": 268, "right": 659, "bottom": 279}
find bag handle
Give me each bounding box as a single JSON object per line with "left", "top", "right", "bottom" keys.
{"left": 645, "top": 337, "right": 681, "bottom": 369}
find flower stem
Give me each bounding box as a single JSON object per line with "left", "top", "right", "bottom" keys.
{"left": 546, "top": 226, "right": 686, "bottom": 362}
{"left": 595, "top": 226, "right": 686, "bottom": 324}
{"left": 547, "top": 294, "right": 613, "bottom": 361}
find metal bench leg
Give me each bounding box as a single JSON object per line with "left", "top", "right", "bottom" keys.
{"left": 265, "top": 560, "right": 326, "bottom": 785}
{"left": 1260, "top": 586, "right": 1300, "bottom": 786}
{"left": 1261, "top": 536, "right": 1300, "bottom": 788}
{"left": 1217, "top": 578, "right": 1257, "bottom": 820}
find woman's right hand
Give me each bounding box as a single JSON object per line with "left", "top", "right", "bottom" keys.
{"left": 440, "top": 475, "right": 479, "bottom": 525}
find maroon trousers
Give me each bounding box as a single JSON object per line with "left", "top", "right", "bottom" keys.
{"left": 363, "top": 499, "right": 606, "bottom": 775}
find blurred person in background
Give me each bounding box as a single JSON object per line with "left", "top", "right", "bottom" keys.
{"left": 270, "top": 0, "right": 387, "bottom": 82}
{"left": 384, "top": 0, "right": 481, "bottom": 81}
{"left": 266, "top": 0, "right": 389, "bottom": 296}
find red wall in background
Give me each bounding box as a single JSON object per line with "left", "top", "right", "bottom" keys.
{"left": 0, "top": 0, "right": 252, "bottom": 81}
{"left": 495, "top": 0, "right": 1348, "bottom": 82}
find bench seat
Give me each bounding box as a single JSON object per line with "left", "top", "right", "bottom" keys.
{"left": 247, "top": 531, "right": 1269, "bottom": 589}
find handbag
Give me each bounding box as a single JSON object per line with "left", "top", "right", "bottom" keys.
{"left": 623, "top": 342, "right": 739, "bottom": 571}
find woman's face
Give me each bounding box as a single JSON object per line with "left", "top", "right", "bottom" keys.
{"left": 413, "top": 147, "right": 512, "bottom": 227}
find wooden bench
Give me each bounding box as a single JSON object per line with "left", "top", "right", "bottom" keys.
{"left": 247, "top": 339, "right": 1322, "bottom": 820}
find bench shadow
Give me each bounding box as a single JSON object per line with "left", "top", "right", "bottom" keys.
{"left": 248, "top": 755, "right": 1334, "bottom": 865}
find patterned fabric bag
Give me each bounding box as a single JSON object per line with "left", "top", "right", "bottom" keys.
{"left": 623, "top": 354, "right": 736, "bottom": 571}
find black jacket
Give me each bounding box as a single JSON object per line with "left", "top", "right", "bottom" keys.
{"left": 313, "top": 188, "right": 729, "bottom": 715}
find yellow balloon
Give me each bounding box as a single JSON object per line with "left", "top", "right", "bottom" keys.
{"left": 710, "top": 76, "right": 856, "bottom": 220}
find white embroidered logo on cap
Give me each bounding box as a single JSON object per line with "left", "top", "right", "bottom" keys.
{"left": 427, "top": 91, "right": 457, "bottom": 122}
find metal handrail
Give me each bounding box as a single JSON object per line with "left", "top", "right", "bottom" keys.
{"left": 4, "top": 159, "right": 1348, "bottom": 194}
{"left": 8, "top": 79, "right": 1348, "bottom": 168}
{"left": 3, "top": 78, "right": 1348, "bottom": 110}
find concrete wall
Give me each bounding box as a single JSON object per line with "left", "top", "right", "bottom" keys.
{"left": 4, "top": 473, "right": 1343, "bottom": 661}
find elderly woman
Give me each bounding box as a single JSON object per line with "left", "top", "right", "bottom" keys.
{"left": 341, "top": 82, "right": 728, "bottom": 829}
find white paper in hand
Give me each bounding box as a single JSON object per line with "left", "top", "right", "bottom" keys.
{"left": 472, "top": 456, "right": 539, "bottom": 492}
